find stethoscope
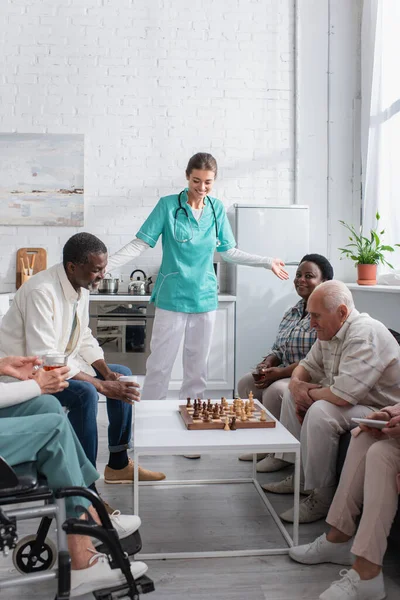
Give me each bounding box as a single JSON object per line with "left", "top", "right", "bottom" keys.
{"left": 174, "top": 190, "right": 220, "bottom": 245}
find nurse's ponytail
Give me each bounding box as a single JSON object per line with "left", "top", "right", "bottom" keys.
{"left": 186, "top": 153, "right": 218, "bottom": 178}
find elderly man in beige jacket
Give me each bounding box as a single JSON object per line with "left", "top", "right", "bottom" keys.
{"left": 262, "top": 280, "right": 400, "bottom": 524}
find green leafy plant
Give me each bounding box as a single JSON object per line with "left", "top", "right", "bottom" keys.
{"left": 339, "top": 212, "right": 400, "bottom": 268}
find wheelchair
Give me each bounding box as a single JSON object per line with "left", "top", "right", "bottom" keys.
{"left": 0, "top": 457, "right": 155, "bottom": 600}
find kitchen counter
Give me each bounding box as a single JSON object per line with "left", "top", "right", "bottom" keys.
{"left": 89, "top": 294, "right": 237, "bottom": 302}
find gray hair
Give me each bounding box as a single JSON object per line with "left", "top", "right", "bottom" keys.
{"left": 310, "top": 280, "right": 355, "bottom": 312}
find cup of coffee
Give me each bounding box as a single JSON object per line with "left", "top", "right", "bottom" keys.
{"left": 42, "top": 352, "right": 68, "bottom": 371}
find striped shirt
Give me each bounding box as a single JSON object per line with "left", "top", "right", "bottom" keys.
{"left": 300, "top": 309, "right": 400, "bottom": 408}
{"left": 270, "top": 299, "right": 317, "bottom": 367}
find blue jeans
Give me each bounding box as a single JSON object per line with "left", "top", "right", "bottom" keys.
{"left": 54, "top": 364, "right": 132, "bottom": 468}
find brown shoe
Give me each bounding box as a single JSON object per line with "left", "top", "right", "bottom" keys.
{"left": 104, "top": 458, "right": 166, "bottom": 483}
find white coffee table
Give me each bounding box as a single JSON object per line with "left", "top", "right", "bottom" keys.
{"left": 133, "top": 399, "right": 300, "bottom": 560}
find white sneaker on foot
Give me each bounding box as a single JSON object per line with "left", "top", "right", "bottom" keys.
{"left": 93, "top": 511, "right": 141, "bottom": 547}
{"left": 289, "top": 533, "right": 354, "bottom": 565}
{"left": 256, "top": 455, "right": 291, "bottom": 472}
{"left": 261, "top": 474, "right": 308, "bottom": 495}
{"left": 280, "top": 488, "right": 335, "bottom": 523}
{"left": 238, "top": 453, "right": 268, "bottom": 461}
{"left": 319, "top": 569, "right": 386, "bottom": 600}
{"left": 70, "top": 551, "right": 148, "bottom": 597}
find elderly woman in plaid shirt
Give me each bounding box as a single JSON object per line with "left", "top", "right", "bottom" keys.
{"left": 238, "top": 253, "right": 333, "bottom": 471}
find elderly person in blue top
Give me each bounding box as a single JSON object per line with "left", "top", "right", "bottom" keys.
{"left": 0, "top": 355, "right": 147, "bottom": 596}
{"left": 238, "top": 254, "right": 334, "bottom": 471}
{"left": 108, "top": 152, "right": 288, "bottom": 402}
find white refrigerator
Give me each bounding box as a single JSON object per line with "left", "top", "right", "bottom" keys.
{"left": 227, "top": 205, "right": 310, "bottom": 386}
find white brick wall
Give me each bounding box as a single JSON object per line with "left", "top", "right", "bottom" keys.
{"left": 0, "top": 0, "right": 295, "bottom": 292}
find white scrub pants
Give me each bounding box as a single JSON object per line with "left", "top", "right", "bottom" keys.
{"left": 141, "top": 307, "right": 217, "bottom": 401}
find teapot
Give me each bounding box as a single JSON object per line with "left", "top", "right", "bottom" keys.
{"left": 128, "top": 269, "right": 148, "bottom": 295}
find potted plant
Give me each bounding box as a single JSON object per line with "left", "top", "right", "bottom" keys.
{"left": 338, "top": 212, "right": 400, "bottom": 285}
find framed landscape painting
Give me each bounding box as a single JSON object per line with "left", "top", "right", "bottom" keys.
{"left": 0, "top": 133, "right": 84, "bottom": 226}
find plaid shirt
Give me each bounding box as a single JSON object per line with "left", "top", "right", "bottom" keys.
{"left": 269, "top": 299, "right": 316, "bottom": 367}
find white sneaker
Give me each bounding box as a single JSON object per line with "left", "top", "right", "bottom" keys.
{"left": 319, "top": 569, "right": 386, "bottom": 600}
{"left": 289, "top": 533, "right": 354, "bottom": 565}
{"left": 93, "top": 511, "right": 141, "bottom": 547}
{"left": 256, "top": 455, "right": 291, "bottom": 472}
{"left": 261, "top": 474, "right": 309, "bottom": 495}
{"left": 70, "top": 550, "right": 148, "bottom": 597}
{"left": 280, "top": 488, "right": 335, "bottom": 523}
{"left": 238, "top": 453, "right": 268, "bottom": 461}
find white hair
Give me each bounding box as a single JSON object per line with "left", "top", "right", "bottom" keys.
{"left": 310, "top": 280, "right": 355, "bottom": 312}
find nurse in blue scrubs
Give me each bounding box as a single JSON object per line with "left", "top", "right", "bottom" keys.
{"left": 108, "top": 153, "right": 288, "bottom": 401}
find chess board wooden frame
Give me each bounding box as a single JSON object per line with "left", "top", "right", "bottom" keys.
{"left": 179, "top": 404, "right": 276, "bottom": 430}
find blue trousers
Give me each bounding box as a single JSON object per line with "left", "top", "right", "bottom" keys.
{"left": 54, "top": 364, "right": 132, "bottom": 468}
{"left": 0, "top": 395, "right": 99, "bottom": 517}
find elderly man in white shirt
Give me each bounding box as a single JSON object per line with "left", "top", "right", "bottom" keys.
{"left": 262, "top": 280, "right": 400, "bottom": 524}
{"left": 0, "top": 233, "right": 165, "bottom": 488}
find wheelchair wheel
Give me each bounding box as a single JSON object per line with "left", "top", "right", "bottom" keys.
{"left": 12, "top": 534, "right": 57, "bottom": 574}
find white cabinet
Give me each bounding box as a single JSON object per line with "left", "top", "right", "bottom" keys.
{"left": 167, "top": 301, "right": 235, "bottom": 398}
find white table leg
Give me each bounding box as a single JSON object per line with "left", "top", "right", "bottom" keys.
{"left": 133, "top": 451, "right": 139, "bottom": 515}
{"left": 293, "top": 447, "right": 300, "bottom": 546}
{"left": 252, "top": 453, "right": 257, "bottom": 479}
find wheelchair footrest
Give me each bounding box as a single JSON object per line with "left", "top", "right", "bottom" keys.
{"left": 136, "top": 575, "right": 155, "bottom": 594}
{"left": 93, "top": 574, "right": 155, "bottom": 599}
{"left": 96, "top": 530, "right": 142, "bottom": 557}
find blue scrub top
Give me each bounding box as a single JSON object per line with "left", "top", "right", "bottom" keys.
{"left": 136, "top": 190, "right": 236, "bottom": 313}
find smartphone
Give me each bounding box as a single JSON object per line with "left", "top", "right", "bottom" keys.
{"left": 351, "top": 417, "right": 388, "bottom": 430}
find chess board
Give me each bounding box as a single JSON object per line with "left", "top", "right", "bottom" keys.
{"left": 179, "top": 401, "right": 276, "bottom": 430}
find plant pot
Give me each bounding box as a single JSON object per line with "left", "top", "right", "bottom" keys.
{"left": 357, "top": 263, "right": 377, "bottom": 286}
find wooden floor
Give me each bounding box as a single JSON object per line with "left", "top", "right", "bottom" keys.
{"left": 1, "top": 403, "right": 400, "bottom": 600}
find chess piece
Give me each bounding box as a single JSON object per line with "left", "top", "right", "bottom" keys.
{"left": 186, "top": 397, "right": 192, "bottom": 408}
{"left": 203, "top": 410, "right": 209, "bottom": 422}
{"left": 223, "top": 416, "right": 230, "bottom": 431}
{"left": 259, "top": 410, "right": 267, "bottom": 422}
{"left": 241, "top": 409, "right": 247, "bottom": 422}
{"left": 248, "top": 391, "right": 254, "bottom": 402}
{"left": 193, "top": 407, "right": 200, "bottom": 418}
{"left": 207, "top": 398, "right": 212, "bottom": 410}
{"left": 212, "top": 405, "right": 219, "bottom": 419}
{"left": 229, "top": 416, "right": 237, "bottom": 431}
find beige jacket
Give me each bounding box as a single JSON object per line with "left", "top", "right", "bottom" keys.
{"left": 0, "top": 264, "right": 103, "bottom": 378}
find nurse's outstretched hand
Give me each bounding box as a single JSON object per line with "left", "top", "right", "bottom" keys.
{"left": 271, "top": 258, "right": 289, "bottom": 280}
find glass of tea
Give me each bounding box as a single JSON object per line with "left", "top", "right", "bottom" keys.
{"left": 42, "top": 352, "right": 67, "bottom": 371}
{"left": 252, "top": 366, "right": 267, "bottom": 382}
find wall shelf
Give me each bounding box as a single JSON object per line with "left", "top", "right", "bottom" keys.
{"left": 346, "top": 283, "right": 400, "bottom": 294}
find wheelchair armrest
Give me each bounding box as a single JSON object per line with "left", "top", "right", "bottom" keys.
{"left": 0, "top": 457, "right": 39, "bottom": 497}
